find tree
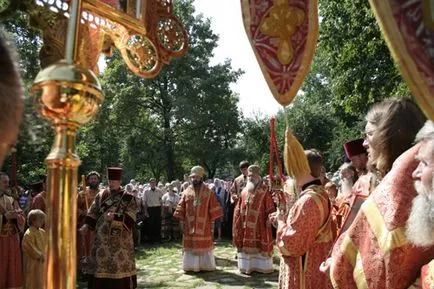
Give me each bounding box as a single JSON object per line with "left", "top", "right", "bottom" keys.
{"left": 235, "top": 113, "right": 272, "bottom": 177}
{"left": 78, "top": 0, "right": 243, "bottom": 181}
{"left": 316, "top": 0, "right": 410, "bottom": 118}
{"left": 4, "top": 0, "right": 415, "bottom": 183}
{"left": 2, "top": 11, "right": 54, "bottom": 185}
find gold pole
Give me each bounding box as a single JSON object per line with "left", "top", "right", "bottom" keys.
{"left": 31, "top": 1, "right": 103, "bottom": 287}
{"left": 45, "top": 122, "right": 80, "bottom": 289}
{"left": 26, "top": 0, "right": 186, "bottom": 287}
{"left": 40, "top": 1, "right": 84, "bottom": 288}
{"left": 65, "top": 0, "right": 83, "bottom": 64}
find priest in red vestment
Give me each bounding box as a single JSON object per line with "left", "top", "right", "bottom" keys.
{"left": 233, "top": 164, "right": 275, "bottom": 274}
{"left": 330, "top": 141, "right": 434, "bottom": 289}
{"left": 174, "top": 166, "right": 223, "bottom": 272}
{"left": 230, "top": 161, "right": 250, "bottom": 201}
{"left": 30, "top": 181, "right": 46, "bottom": 213}
{"left": 0, "top": 172, "right": 25, "bottom": 289}
{"left": 405, "top": 121, "right": 434, "bottom": 289}
{"left": 77, "top": 171, "right": 102, "bottom": 283}
{"left": 276, "top": 150, "right": 333, "bottom": 289}
{"left": 336, "top": 139, "right": 376, "bottom": 235}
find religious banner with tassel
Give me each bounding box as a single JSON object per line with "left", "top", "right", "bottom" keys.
{"left": 268, "top": 117, "right": 297, "bottom": 216}
{"left": 268, "top": 116, "right": 285, "bottom": 208}
{"left": 368, "top": 0, "right": 434, "bottom": 121}
{"left": 240, "top": 0, "right": 317, "bottom": 181}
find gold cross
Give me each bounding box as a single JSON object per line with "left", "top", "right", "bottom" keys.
{"left": 260, "top": 0, "right": 305, "bottom": 65}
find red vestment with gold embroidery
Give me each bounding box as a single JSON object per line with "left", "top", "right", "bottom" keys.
{"left": 232, "top": 184, "right": 275, "bottom": 256}
{"left": 330, "top": 145, "right": 434, "bottom": 289}
{"left": 77, "top": 188, "right": 99, "bottom": 273}
{"left": 277, "top": 184, "right": 333, "bottom": 289}
{"left": 174, "top": 185, "right": 222, "bottom": 254}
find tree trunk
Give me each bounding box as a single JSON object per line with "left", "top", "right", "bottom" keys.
{"left": 162, "top": 97, "right": 175, "bottom": 181}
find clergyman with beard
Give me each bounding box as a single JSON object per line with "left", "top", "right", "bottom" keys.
{"left": 77, "top": 171, "right": 102, "bottom": 283}
{"left": 232, "top": 164, "right": 275, "bottom": 274}
{"left": 79, "top": 167, "right": 137, "bottom": 289}
{"left": 173, "top": 166, "right": 223, "bottom": 272}
{"left": 334, "top": 162, "right": 356, "bottom": 234}
{"left": 330, "top": 116, "right": 434, "bottom": 289}
{"left": 407, "top": 121, "right": 434, "bottom": 288}
{"left": 335, "top": 139, "right": 377, "bottom": 236}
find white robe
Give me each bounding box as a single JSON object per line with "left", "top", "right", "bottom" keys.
{"left": 237, "top": 252, "right": 273, "bottom": 274}
{"left": 182, "top": 250, "right": 216, "bottom": 272}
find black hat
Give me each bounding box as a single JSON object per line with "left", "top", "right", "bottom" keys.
{"left": 107, "top": 167, "right": 122, "bottom": 181}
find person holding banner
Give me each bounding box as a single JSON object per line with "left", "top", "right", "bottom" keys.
{"left": 275, "top": 150, "right": 333, "bottom": 289}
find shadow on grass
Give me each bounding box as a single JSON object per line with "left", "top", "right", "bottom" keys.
{"left": 135, "top": 241, "right": 183, "bottom": 260}
{"left": 195, "top": 268, "right": 278, "bottom": 288}
{"left": 215, "top": 255, "right": 238, "bottom": 267}
{"left": 136, "top": 280, "right": 169, "bottom": 288}
{"left": 214, "top": 251, "right": 280, "bottom": 267}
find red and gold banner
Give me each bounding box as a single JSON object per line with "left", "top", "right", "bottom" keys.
{"left": 369, "top": 0, "right": 434, "bottom": 120}
{"left": 240, "top": 0, "right": 319, "bottom": 106}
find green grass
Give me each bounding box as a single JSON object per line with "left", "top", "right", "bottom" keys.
{"left": 77, "top": 240, "right": 279, "bottom": 289}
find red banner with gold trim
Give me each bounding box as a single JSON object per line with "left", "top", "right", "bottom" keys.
{"left": 240, "top": 0, "right": 319, "bottom": 106}
{"left": 369, "top": 0, "right": 434, "bottom": 120}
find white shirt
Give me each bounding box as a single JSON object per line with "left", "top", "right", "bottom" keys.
{"left": 162, "top": 192, "right": 180, "bottom": 207}
{"left": 142, "top": 187, "right": 163, "bottom": 207}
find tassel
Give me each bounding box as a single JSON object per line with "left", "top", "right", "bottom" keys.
{"left": 284, "top": 127, "right": 310, "bottom": 181}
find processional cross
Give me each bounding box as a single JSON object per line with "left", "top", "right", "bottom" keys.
{"left": 0, "top": 0, "right": 187, "bottom": 288}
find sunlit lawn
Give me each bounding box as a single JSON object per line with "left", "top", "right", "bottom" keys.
{"left": 77, "top": 240, "right": 279, "bottom": 289}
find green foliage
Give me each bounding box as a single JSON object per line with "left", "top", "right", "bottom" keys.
{"left": 1, "top": 11, "right": 53, "bottom": 185}
{"left": 237, "top": 114, "right": 270, "bottom": 171}
{"left": 77, "top": 0, "right": 243, "bottom": 182}
{"left": 234, "top": 0, "right": 411, "bottom": 173}
{"left": 317, "top": 0, "right": 410, "bottom": 118}
{"left": 2, "top": 0, "right": 415, "bottom": 184}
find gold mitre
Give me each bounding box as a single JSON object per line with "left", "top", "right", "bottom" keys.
{"left": 190, "top": 166, "right": 205, "bottom": 178}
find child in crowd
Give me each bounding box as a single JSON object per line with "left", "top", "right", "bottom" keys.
{"left": 22, "top": 209, "right": 46, "bottom": 289}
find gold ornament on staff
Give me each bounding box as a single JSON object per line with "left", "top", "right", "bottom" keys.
{"left": 0, "top": 0, "right": 188, "bottom": 288}
{"left": 31, "top": 1, "right": 103, "bottom": 288}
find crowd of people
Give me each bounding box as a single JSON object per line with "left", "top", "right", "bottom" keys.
{"left": 1, "top": 29, "right": 434, "bottom": 289}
